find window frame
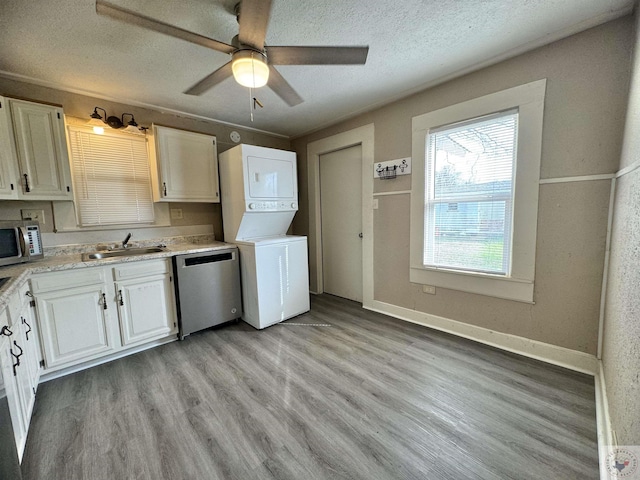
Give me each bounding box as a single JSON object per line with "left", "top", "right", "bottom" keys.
{"left": 66, "top": 122, "right": 156, "bottom": 230}
{"left": 410, "top": 80, "right": 546, "bottom": 303}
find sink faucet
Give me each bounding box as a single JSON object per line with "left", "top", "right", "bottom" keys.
{"left": 122, "top": 232, "right": 132, "bottom": 249}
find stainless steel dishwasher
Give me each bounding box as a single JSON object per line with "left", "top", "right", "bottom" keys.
{"left": 172, "top": 247, "right": 242, "bottom": 340}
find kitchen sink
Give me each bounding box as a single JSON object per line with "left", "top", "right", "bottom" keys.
{"left": 81, "top": 247, "right": 166, "bottom": 261}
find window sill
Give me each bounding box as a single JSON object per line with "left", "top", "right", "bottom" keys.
{"left": 410, "top": 266, "right": 534, "bottom": 303}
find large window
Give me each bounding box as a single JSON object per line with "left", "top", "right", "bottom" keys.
{"left": 67, "top": 125, "right": 155, "bottom": 227}
{"left": 410, "top": 80, "right": 546, "bottom": 303}
{"left": 425, "top": 110, "right": 517, "bottom": 275}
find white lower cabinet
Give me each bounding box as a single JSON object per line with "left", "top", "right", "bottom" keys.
{"left": 1, "top": 284, "right": 43, "bottom": 462}
{"left": 32, "top": 266, "right": 115, "bottom": 369}
{"left": 36, "top": 283, "right": 116, "bottom": 368}
{"left": 31, "top": 259, "right": 177, "bottom": 371}
{"left": 113, "top": 260, "right": 178, "bottom": 347}
{"left": 1, "top": 306, "right": 28, "bottom": 461}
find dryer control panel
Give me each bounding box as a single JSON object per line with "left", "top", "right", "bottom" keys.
{"left": 247, "top": 201, "right": 298, "bottom": 211}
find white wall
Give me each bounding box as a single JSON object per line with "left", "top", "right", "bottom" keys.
{"left": 292, "top": 17, "right": 633, "bottom": 356}
{"left": 601, "top": 11, "right": 640, "bottom": 445}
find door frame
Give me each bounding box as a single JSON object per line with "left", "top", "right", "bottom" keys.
{"left": 307, "top": 124, "right": 374, "bottom": 308}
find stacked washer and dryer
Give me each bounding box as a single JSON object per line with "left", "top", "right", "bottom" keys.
{"left": 219, "top": 144, "right": 310, "bottom": 329}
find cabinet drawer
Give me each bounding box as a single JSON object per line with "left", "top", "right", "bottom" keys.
{"left": 112, "top": 259, "right": 170, "bottom": 280}
{"left": 30, "top": 267, "right": 106, "bottom": 293}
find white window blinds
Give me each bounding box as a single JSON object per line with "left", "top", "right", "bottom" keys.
{"left": 67, "top": 126, "right": 154, "bottom": 226}
{"left": 424, "top": 110, "right": 518, "bottom": 275}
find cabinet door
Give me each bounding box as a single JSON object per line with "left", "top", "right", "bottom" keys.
{"left": 153, "top": 126, "right": 219, "bottom": 202}
{"left": 13, "top": 320, "right": 35, "bottom": 433}
{"left": 9, "top": 99, "right": 73, "bottom": 200}
{"left": 36, "top": 284, "right": 116, "bottom": 368}
{"left": 116, "top": 274, "right": 177, "bottom": 346}
{"left": 0, "top": 336, "right": 28, "bottom": 461}
{"left": 0, "top": 98, "right": 19, "bottom": 199}
{"left": 19, "top": 302, "right": 42, "bottom": 396}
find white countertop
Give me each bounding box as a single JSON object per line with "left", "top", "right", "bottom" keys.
{"left": 0, "top": 240, "right": 233, "bottom": 309}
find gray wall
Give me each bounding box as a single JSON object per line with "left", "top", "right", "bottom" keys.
{"left": 602, "top": 13, "right": 640, "bottom": 445}
{"left": 292, "top": 17, "right": 633, "bottom": 354}
{"left": 0, "top": 77, "right": 290, "bottom": 241}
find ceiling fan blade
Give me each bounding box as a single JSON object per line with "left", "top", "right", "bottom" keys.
{"left": 184, "top": 62, "right": 234, "bottom": 95}
{"left": 96, "top": 0, "right": 234, "bottom": 54}
{"left": 266, "top": 46, "right": 369, "bottom": 65}
{"left": 268, "top": 66, "right": 303, "bottom": 107}
{"left": 238, "top": 0, "right": 272, "bottom": 50}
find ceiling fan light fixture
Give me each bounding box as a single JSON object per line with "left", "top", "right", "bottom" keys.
{"left": 232, "top": 50, "right": 269, "bottom": 88}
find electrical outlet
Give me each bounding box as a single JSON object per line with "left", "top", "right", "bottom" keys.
{"left": 21, "top": 209, "right": 45, "bottom": 224}
{"left": 422, "top": 285, "right": 436, "bottom": 295}
{"left": 170, "top": 208, "right": 183, "bottom": 220}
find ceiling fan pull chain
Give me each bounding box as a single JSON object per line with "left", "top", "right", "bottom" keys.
{"left": 249, "top": 86, "right": 254, "bottom": 122}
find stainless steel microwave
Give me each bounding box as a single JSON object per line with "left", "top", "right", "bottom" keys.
{"left": 0, "top": 221, "right": 44, "bottom": 267}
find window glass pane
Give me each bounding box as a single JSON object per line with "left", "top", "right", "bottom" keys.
{"left": 425, "top": 111, "right": 518, "bottom": 274}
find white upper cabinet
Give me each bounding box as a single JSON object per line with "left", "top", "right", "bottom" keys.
{"left": 150, "top": 125, "right": 220, "bottom": 202}
{"left": 0, "top": 98, "right": 19, "bottom": 199}
{"left": 8, "top": 98, "right": 73, "bottom": 200}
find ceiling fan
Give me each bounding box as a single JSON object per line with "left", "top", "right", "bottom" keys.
{"left": 95, "top": 0, "right": 369, "bottom": 106}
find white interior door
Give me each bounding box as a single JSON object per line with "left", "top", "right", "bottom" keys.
{"left": 320, "top": 145, "right": 362, "bottom": 302}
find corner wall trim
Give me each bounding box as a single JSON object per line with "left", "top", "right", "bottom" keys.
{"left": 365, "top": 299, "right": 598, "bottom": 375}
{"left": 595, "top": 361, "right": 614, "bottom": 480}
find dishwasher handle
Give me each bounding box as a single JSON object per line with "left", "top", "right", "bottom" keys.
{"left": 181, "top": 251, "right": 235, "bottom": 267}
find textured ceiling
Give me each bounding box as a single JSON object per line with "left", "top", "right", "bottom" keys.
{"left": 0, "top": 0, "right": 633, "bottom": 137}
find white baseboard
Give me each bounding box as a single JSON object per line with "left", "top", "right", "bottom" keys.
{"left": 39, "top": 336, "right": 178, "bottom": 383}
{"left": 365, "top": 299, "right": 598, "bottom": 375}
{"left": 595, "top": 361, "right": 614, "bottom": 479}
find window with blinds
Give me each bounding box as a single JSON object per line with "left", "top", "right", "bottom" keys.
{"left": 67, "top": 126, "right": 155, "bottom": 226}
{"left": 424, "top": 110, "right": 518, "bottom": 275}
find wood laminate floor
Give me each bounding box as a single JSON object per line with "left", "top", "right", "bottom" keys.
{"left": 21, "top": 294, "right": 598, "bottom": 480}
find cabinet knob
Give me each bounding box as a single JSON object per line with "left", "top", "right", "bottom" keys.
{"left": 0, "top": 325, "right": 13, "bottom": 337}
{"left": 118, "top": 289, "right": 124, "bottom": 306}
{"left": 101, "top": 293, "right": 108, "bottom": 310}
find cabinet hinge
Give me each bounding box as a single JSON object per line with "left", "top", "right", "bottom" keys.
{"left": 29, "top": 300, "right": 35, "bottom": 308}
{"left": 66, "top": 186, "right": 70, "bottom": 192}
{"left": 174, "top": 322, "right": 177, "bottom": 327}
{"left": 39, "top": 359, "right": 45, "bottom": 367}
{"left": 169, "top": 276, "right": 172, "bottom": 282}
{"left": 57, "top": 112, "right": 61, "bottom": 119}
